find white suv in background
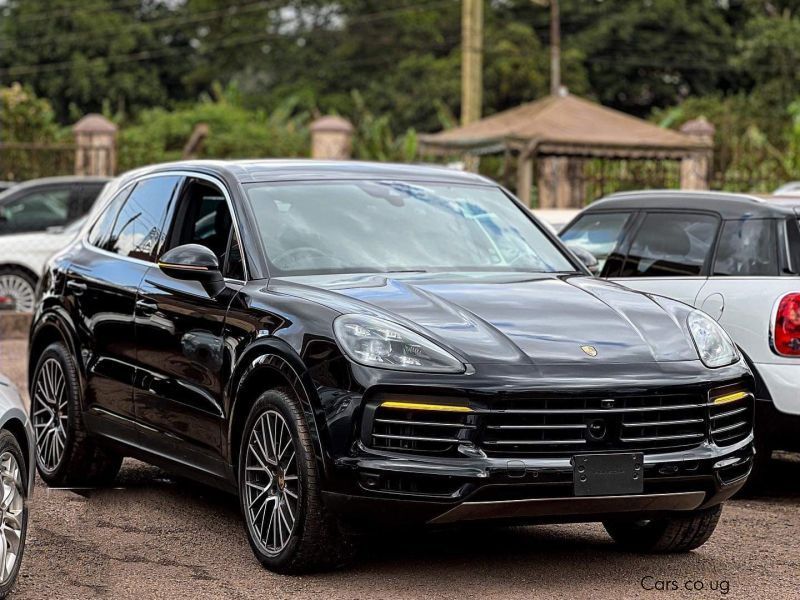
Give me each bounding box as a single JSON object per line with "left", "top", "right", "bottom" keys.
{"left": 560, "top": 191, "right": 800, "bottom": 478}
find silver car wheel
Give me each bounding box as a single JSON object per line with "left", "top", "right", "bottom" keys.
{"left": 244, "top": 409, "right": 299, "bottom": 557}
{"left": 0, "top": 451, "right": 24, "bottom": 585}
{"left": 32, "top": 358, "right": 68, "bottom": 473}
{"left": 0, "top": 274, "right": 35, "bottom": 313}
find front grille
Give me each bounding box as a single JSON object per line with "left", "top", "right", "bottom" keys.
{"left": 370, "top": 404, "right": 474, "bottom": 454}
{"left": 481, "top": 394, "right": 708, "bottom": 456}
{"left": 365, "top": 385, "right": 753, "bottom": 459}
{"left": 709, "top": 392, "right": 754, "bottom": 447}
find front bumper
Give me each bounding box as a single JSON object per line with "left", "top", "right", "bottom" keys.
{"left": 327, "top": 436, "right": 753, "bottom": 526}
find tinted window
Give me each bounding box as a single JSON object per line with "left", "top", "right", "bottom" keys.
{"left": 225, "top": 230, "right": 245, "bottom": 280}
{"left": 164, "top": 179, "right": 235, "bottom": 264}
{"left": 621, "top": 212, "right": 718, "bottom": 277}
{"left": 245, "top": 181, "right": 575, "bottom": 276}
{"left": 560, "top": 212, "right": 631, "bottom": 272}
{"left": 713, "top": 219, "right": 778, "bottom": 276}
{"left": 0, "top": 185, "right": 76, "bottom": 233}
{"left": 104, "top": 176, "right": 180, "bottom": 261}
{"left": 88, "top": 188, "right": 131, "bottom": 248}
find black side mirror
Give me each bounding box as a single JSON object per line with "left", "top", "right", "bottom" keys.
{"left": 568, "top": 245, "right": 600, "bottom": 276}
{"left": 158, "top": 244, "right": 224, "bottom": 296}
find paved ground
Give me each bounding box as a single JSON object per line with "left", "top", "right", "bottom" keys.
{"left": 2, "top": 339, "right": 799, "bottom": 599}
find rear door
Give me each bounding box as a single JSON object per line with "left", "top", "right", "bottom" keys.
{"left": 66, "top": 175, "right": 181, "bottom": 442}
{"left": 608, "top": 210, "right": 721, "bottom": 306}
{"left": 696, "top": 218, "right": 799, "bottom": 364}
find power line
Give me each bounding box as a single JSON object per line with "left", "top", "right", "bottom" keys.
{"left": 0, "top": 0, "right": 459, "bottom": 77}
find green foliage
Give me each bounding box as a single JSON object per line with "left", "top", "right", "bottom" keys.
{"left": 0, "top": 83, "right": 62, "bottom": 142}
{"left": 350, "top": 91, "right": 418, "bottom": 162}
{"left": 118, "top": 95, "right": 310, "bottom": 171}
{"left": 2, "top": 0, "right": 800, "bottom": 190}
{"left": 0, "top": 0, "right": 175, "bottom": 122}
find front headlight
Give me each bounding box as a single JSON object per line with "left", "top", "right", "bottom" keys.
{"left": 687, "top": 310, "right": 739, "bottom": 368}
{"left": 333, "top": 314, "right": 465, "bottom": 373}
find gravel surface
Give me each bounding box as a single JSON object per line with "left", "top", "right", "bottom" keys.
{"left": 2, "top": 338, "right": 799, "bottom": 599}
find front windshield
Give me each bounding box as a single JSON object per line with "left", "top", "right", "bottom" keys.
{"left": 245, "top": 180, "right": 577, "bottom": 276}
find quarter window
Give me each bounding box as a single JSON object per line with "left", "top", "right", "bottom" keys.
{"left": 621, "top": 212, "right": 718, "bottom": 277}
{"left": 560, "top": 212, "right": 632, "bottom": 272}
{"left": 713, "top": 219, "right": 778, "bottom": 277}
{"left": 102, "top": 176, "right": 180, "bottom": 261}
{"left": 88, "top": 188, "right": 131, "bottom": 248}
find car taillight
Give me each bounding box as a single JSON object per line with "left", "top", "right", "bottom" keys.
{"left": 773, "top": 293, "right": 800, "bottom": 356}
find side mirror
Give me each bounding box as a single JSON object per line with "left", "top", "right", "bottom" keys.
{"left": 158, "top": 244, "right": 224, "bottom": 296}
{"left": 568, "top": 245, "right": 600, "bottom": 276}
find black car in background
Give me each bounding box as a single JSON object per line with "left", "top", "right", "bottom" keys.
{"left": 0, "top": 176, "right": 109, "bottom": 236}
{"left": 30, "top": 161, "right": 754, "bottom": 573}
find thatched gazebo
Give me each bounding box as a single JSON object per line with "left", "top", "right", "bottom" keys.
{"left": 419, "top": 92, "right": 713, "bottom": 207}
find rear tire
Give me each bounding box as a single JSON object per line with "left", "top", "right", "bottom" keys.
{"left": 238, "top": 388, "right": 354, "bottom": 574}
{"left": 603, "top": 505, "right": 723, "bottom": 553}
{"left": 0, "top": 268, "right": 36, "bottom": 313}
{"left": 31, "top": 342, "right": 122, "bottom": 487}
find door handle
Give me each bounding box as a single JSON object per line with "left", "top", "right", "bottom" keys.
{"left": 66, "top": 280, "right": 87, "bottom": 295}
{"left": 135, "top": 299, "right": 158, "bottom": 316}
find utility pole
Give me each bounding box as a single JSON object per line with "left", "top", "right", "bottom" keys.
{"left": 461, "top": 0, "right": 483, "bottom": 126}
{"left": 549, "top": 0, "right": 561, "bottom": 95}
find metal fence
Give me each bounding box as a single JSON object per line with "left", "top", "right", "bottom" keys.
{"left": 0, "top": 142, "right": 75, "bottom": 182}
{"left": 555, "top": 156, "right": 790, "bottom": 206}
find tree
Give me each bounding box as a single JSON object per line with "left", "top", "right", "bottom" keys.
{"left": 0, "top": 0, "right": 181, "bottom": 121}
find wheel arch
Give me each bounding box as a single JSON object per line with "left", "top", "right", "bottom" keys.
{"left": 0, "top": 412, "right": 35, "bottom": 496}
{"left": 28, "top": 309, "right": 83, "bottom": 392}
{"left": 227, "top": 339, "right": 331, "bottom": 484}
{"left": 0, "top": 263, "right": 39, "bottom": 285}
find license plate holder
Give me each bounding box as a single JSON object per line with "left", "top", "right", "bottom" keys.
{"left": 573, "top": 453, "right": 643, "bottom": 496}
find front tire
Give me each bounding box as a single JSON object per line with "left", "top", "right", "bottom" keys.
{"left": 0, "top": 431, "right": 29, "bottom": 599}
{"left": 31, "top": 342, "right": 122, "bottom": 487}
{"left": 603, "top": 505, "right": 723, "bottom": 553}
{"left": 238, "top": 388, "right": 353, "bottom": 574}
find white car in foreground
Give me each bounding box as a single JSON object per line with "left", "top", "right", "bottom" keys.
{"left": 0, "top": 219, "right": 85, "bottom": 312}
{"left": 560, "top": 191, "right": 800, "bottom": 480}
{"left": 0, "top": 373, "right": 34, "bottom": 598}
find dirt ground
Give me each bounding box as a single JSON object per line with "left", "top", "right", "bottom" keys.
{"left": 2, "top": 338, "right": 799, "bottom": 599}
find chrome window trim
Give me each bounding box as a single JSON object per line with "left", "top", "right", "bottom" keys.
{"left": 82, "top": 170, "right": 250, "bottom": 281}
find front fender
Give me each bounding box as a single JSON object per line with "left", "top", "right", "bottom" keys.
{"left": 226, "top": 337, "right": 334, "bottom": 483}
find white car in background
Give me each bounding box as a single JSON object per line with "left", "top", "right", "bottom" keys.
{"left": 0, "top": 219, "right": 86, "bottom": 312}
{"left": 560, "top": 190, "right": 800, "bottom": 480}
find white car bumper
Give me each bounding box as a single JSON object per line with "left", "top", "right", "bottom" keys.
{"left": 755, "top": 362, "right": 800, "bottom": 416}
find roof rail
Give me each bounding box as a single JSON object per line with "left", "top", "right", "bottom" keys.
{"left": 598, "top": 189, "right": 765, "bottom": 204}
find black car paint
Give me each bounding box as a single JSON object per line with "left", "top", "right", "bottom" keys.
{"left": 29, "top": 161, "right": 754, "bottom": 525}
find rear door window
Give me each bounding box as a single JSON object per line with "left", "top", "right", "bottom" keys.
{"left": 713, "top": 219, "right": 779, "bottom": 277}
{"left": 560, "top": 212, "right": 632, "bottom": 272}
{"left": 103, "top": 176, "right": 181, "bottom": 261}
{"left": 621, "top": 212, "right": 719, "bottom": 277}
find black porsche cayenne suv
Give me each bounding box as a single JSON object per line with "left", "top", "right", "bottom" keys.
{"left": 29, "top": 160, "right": 754, "bottom": 573}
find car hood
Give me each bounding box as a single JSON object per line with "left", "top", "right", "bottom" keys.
{"left": 271, "top": 272, "right": 698, "bottom": 365}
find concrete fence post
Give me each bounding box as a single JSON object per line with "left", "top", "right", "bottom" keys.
{"left": 73, "top": 114, "right": 117, "bottom": 176}
{"left": 679, "top": 117, "right": 715, "bottom": 190}
{"left": 310, "top": 116, "right": 354, "bottom": 160}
